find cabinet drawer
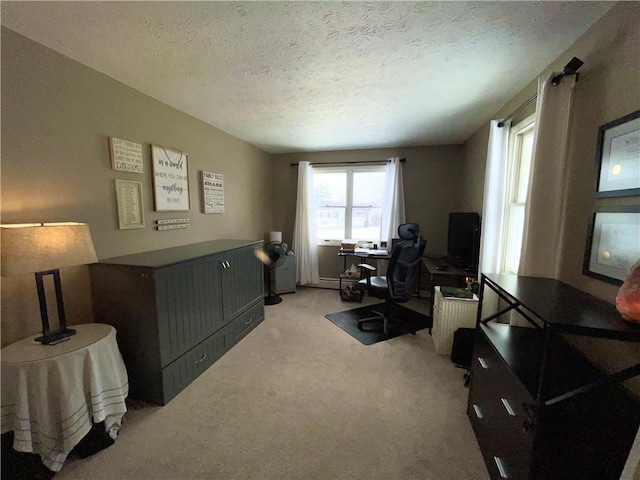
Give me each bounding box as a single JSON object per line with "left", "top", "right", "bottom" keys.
{"left": 226, "top": 302, "right": 264, "bottom": 347}
{"left": 161, "top": 328, "right": 228, "bottom": 404}
{"left": 469, "top": 329, "right": 535, "bottom": 479}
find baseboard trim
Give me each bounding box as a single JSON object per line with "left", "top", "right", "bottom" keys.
{"left": 300, "top": 277, "right": 339, "bottom": 290}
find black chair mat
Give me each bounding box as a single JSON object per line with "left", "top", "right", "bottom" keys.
{"left": 325, "top": 302, "right": 431, "bottom": 345}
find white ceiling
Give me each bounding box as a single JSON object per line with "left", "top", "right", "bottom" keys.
{"left": 1, "top": 1, "right": 613, "bottom": 154}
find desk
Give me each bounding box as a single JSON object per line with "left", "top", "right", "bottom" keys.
{"left": 1, "top": 323, "right": 128, "bottom": 472}
{"left": 422, "top": 256, "right": 475, "bottom": 314}
{"left": 338, "top": 249, "right": 390, "bottom": 301}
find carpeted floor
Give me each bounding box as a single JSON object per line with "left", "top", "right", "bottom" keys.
{"left": 325, "top": 302, "right": 432, "bottom": 345}
{"left": 50, "top": 287, "right": 488, "bottom": 480}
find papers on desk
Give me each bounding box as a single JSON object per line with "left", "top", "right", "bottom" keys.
{"left": 354, "top": 248, "right": 388, "bottom": 256}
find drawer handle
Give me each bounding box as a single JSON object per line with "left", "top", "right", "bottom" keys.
{"left": 501, "top": 398, "right": 516, "bottom": 416}
{"left": 195, "top": 354, "right": 207, "bottom": 365}
{"left": 478, "top": 357, "right": 488, "bottom": 369}
{"left": 472, "top": 404, "right": 483, "bottom": 419}
{"left": 245, "top": 317, "right": 253, "bottom": 325}
{"left": 494, "top": 456, "right": 508, "bottom": 478}
{"left": 225, "top": 261, "right": 231, "bottom": 268}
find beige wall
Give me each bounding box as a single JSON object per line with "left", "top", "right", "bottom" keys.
{"left": 1, "top": 28, "right": 273, "bottom": 345}
{"left": 271, "top": 145, "right": 466, "bottom": 278}
{"left": 461, "top": 2, "right": 640, "bottom": 303}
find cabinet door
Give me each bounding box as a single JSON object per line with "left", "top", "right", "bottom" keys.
{"left": 155, "top": 258, "right": 224, "bottom": 367}
{"left": 221, "top": 245, "right": 264, "bottom": 320}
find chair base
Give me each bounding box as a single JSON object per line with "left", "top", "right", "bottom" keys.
{"left": 357, "top": 310, "right": 387, "bottom": 334}
{"left": 357, "top": 308, "right": 417, "bottom": 336}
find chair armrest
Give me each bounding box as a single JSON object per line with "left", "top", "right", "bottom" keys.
{"left": 357, "top": 264, "right": 376, "bottom": 272}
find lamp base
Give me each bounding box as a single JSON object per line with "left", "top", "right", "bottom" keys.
{"left": 35, "top": 328, "right": 76, "bottom": 345}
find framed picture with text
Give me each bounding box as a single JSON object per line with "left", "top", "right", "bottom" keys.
{"left": 151, "top": 145, "right": 190, "bottom": 211}
{"left": 595, "top": 110, "right": 640, "bottom": 197}
{"left": 583, "top": 206, "right": 640, "bottom": 285}
{"left": 114, "top": 179, "right": 145, "bottom": 229}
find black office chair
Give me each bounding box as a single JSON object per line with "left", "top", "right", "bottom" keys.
{"left": 356, "top": 223, "right": 426, "bottom": 335}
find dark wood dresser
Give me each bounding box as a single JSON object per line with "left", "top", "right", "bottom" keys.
{"left": 467, "top": 274, "right": 640, "bottom": 480}
{"left": 90, "top": 239, "right": 264, "bottom": 405}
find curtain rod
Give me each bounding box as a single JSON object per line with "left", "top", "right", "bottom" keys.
{"left": 290, "top": 158, "right": 405, "bottom": 167}
{"left": 498, "top": 57, "right": 584, "bottom": 128}
{"left": 497, "top": 93, "right": 537, "bottom": 128}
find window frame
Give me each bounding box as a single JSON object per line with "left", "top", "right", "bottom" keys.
{"left": 313, "top": 164, "right": 387, "bottom": 246}
{"left": 501, "top": 113, "right": 536, "bottom": 274}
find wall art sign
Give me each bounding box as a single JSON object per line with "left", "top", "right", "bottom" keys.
{"left": 109, "top": 137, "right": 144, "bottom": 173}
{"left": 114, "top": 179, "right": 145, "bottom": 229}
{"left": 154, "top": 218, "right": 190, "bottom": 231}
{"left": 151, "top": 145, "right": 190, "bottom": 211}
{"left": 595, "top": 110, "right": 640, "bottom": 197}
{"left": 583, "top": 206, "right": 640, "bottom": 285}
{"left": 202, "top": 171, "right": 225, "bottom": 213}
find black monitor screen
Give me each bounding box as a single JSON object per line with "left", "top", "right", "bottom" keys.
{"left": 447, "top": 212, "right": 480, "bottom": 270}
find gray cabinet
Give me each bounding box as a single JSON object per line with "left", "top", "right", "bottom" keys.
{"left": 90, "top": 239, "right": 264, "bottom": 405}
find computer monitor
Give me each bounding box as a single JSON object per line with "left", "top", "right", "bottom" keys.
{"left": 447, "top": 212, "right": 480, "bottom": 271}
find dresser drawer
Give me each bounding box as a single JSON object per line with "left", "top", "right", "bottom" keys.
{"left": 226, "top": 301, "right": 264, "bottom": 347}
{"left": 161, "top": 328, "right": 228, "bottom": 404}
{"left": 469, "top": 328, "right": 535, "bottom": 479}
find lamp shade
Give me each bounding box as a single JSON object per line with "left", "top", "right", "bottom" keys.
{"left": 1, "top": 222, "right": 98, "bottom": 277}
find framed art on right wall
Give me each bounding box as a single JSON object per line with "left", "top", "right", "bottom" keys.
{"left": 595, "top": 110, "right": 640, "bottom": 197}
{"left": 583, "top": 206, "right": 640, "bottom": 285}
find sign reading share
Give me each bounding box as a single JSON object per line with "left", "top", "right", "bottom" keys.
{"left": 151, "top": 145, "right": 190, "bottom": 211}
{"left": 202, "top": 171, "right": 224, "bottom": 213}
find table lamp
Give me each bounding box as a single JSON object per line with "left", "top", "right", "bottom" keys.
{"left": 1, "top": 222, "right": 98, "bottom": 345}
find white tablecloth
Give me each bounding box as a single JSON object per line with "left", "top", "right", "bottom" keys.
{"left": 1, "top": 323, "right": 128, "bottom": 471}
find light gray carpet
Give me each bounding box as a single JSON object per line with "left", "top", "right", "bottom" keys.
{"left": 56, "top": 287, "right": 488, "bottom": 479}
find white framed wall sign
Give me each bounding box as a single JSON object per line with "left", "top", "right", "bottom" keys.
{"left": 109, "top": 137, "right": 144, "bottom": 173}
{"left": 151, "top": 145, "right": 190, "bottom": 211}
{"left": 114, "top": 179, "right": 145, "bottom": 229}
{"left": 202, "top": 171, "right": 225, "bottom": 213}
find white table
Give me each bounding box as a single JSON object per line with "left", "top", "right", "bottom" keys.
{"left": 431, "top": 286, "right": 479, "bottom": 355}
{"left": 1, "top": 323, "right": 128, "bottom": 471}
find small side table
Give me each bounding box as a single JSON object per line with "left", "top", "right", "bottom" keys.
{"left": 431, "top": 286, "right": 479, "bottom": 355}
{"left": 1, "top": 323, "right": 129, "bottom": 472}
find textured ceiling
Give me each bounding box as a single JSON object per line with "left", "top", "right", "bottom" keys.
{"left": 1, "top": 1, "right": 613, "bottom": 154}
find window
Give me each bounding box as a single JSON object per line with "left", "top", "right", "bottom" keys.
{"left": 313, "top": 166, "right": 386, "bottom": 243}
{"left": 502, "top": 115, "right": 535, "bottom": 274}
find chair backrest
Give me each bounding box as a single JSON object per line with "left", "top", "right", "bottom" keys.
{"left": 386, "top": 224, "right": 426, "bottom": 303}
